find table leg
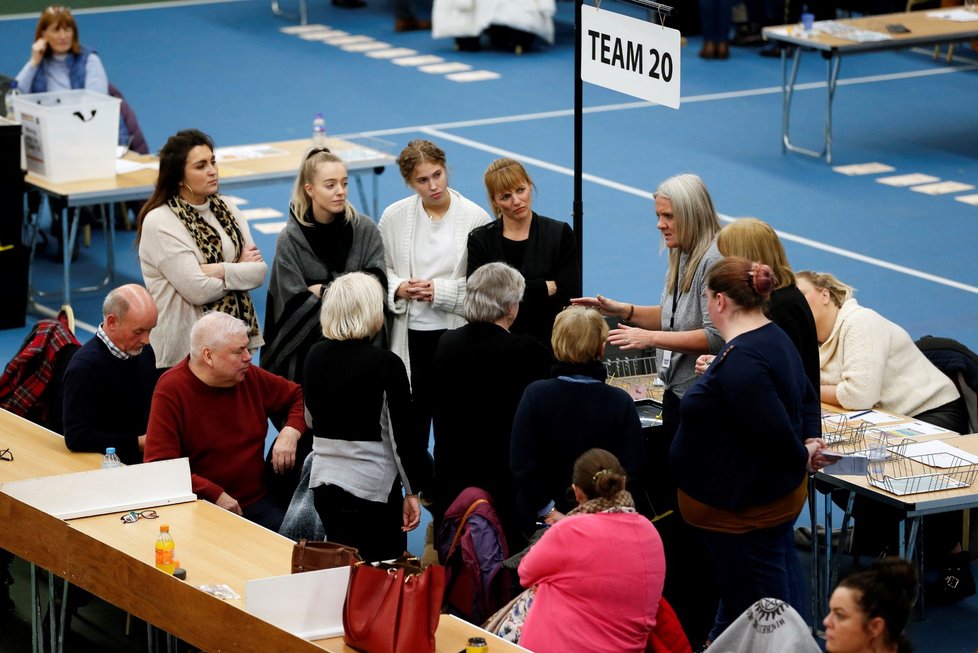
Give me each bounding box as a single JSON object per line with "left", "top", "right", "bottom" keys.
{"left": 824, "top": 53, "right": 842, "bottom": 165}
{"left": 808, "top": 478, "right": 821, "bottom": 636}
{"left": 31, "top": 563, "right": 41, "bottom": 653}
{"left": 354, "top": 175, "right": 369, "bottom": 219}
{"left": 781, "top": 47, "right": 842, "bottom": 162}
{"left": 270, "top": 0, "right": 307, "bottom": 25}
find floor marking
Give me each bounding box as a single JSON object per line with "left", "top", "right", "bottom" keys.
{"left": 392, "top": 55, "right": 445, "bottom": 67}
{"left": 877, "top": 173, "right": 941, "bottom": 187}
{"left": 955, "top": 195, "right": 978, "bottom": 206}
{"left": 365, "top": 47, "right": 418, "bottom": 59}
{"left": 833, "top": 162, "right": 896, "bottom": 176}
{"left": 419, "top": 62, "right": 473, "bottom": 74}
{"left": 910, "top": 181, "right": 975, "bottom": 195}
{"left": 446, "top": 70, "right": 502, "bottom": 82}
{"left": 422, "top": 127, "right": 978, "bottom": 296}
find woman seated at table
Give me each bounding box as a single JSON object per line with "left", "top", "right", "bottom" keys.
{"left": 515, "top": 448, "right": 665, "bottom": 653}
{"left": 824, "top": 558, "right": 917, "bottom": 653}
{"left": 304, "top": 273, "right": 430, "bottom": 562}
{"left": 431, "top": 262, "right": 552, "bottom": 550}
{"left": 511, "top": 305, "right": 645, "bottom": 533}
{"left": 704, "top": 217, "right": 820, "bottom": 391}
{"left": 17, "top": 5, "right": 106, "bottom": 94}
{"left": 137, "top": 129, "right": 266, "bottom": 369}
{"left": 467, "top": 158, "right": 580, "bottom": 349}
{"left": 671, "top": 257, "right": 824, "bottom": 643}
{"left": 795, "top": 270, "right": 965, "bottom": 432}
{"left": 261, "top": 147, "right": 386, "bottom": 385}
{"left": 796, "top": 270, "right": 971, "bottom": 601}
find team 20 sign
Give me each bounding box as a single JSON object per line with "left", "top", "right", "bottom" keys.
{"left": 581, "top": 4, "right": 681, "bottom": 109}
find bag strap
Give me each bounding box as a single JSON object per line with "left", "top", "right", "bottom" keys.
{"left": 446, "top": 498, "right": 489, "bottom": 560}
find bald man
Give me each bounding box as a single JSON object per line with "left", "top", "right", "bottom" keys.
{"left": 63, "top": 284, "right": 164, "bottom": 464}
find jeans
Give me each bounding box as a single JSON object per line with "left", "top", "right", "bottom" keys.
{"left": 698, "top": 520, "right": 803, "bottom": 641}
{"left": 698, "top": 0, "right": 735, "bottom": 42}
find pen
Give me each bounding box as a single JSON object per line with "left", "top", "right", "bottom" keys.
{"left": 848, "top": 410, "right": 872, "bottom": 420}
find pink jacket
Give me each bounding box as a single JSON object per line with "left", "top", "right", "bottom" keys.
{"left": 519, "top": 511, "right": 666, "bottom": 653}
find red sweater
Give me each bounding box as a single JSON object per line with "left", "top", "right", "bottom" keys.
{"left": 144, "top": 358, "right": 305, "bottom": 508}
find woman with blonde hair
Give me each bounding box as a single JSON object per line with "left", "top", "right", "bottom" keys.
{"left": 378, "top": 139, "right": 491, "bottom": 445}
{"left": 303, "top": 272, "right": 430, "bottom": 562}
{"left": 702, "top": 217, "right": 819, "bottom": 390}
{"left": 511, "top": 305, "right": 644, "bottom": 533}
{"left": 467, "top": 157, "right": 580, "bottom": 348}
{"left": 795, "top": 270, "right": 963, "bottom": 429}
{"left": 261, "top": 147, "right": 385, "bottom": 385}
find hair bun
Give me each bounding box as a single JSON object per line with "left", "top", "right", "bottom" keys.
{"left": 750, "top": 262, "right": 774, "bottom": 298}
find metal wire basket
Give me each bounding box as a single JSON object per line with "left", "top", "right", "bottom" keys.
{"left": 867, "top": 450, "right": 978, "bottom": 496}
{"left": 604, "top": 356, "right": 664, "bottom": 402}
{"left": 821, "top": 414, "right": 871, "bottom": 451}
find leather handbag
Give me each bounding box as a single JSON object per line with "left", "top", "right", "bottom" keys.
{"left": 342, "top": 554, "right": 446, "bottom": 653}
{"left": 290, "top": 539, "right": 359, "bottom": 574}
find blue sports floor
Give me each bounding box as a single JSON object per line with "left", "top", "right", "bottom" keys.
{"left": 1, "top": 0, "right": 977, "bottom": 650}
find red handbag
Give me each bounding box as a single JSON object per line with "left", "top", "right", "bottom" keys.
{"left": 342, "top": 555, "right": 446, "bottom": 653}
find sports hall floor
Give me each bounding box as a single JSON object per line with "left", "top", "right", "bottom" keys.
{"left": 1, "top": 0, "right": 977, "bottom": 650}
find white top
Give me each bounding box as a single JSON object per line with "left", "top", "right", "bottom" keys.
{"left": 138, "top": 197, "right": 266, "bottom": 368}
{"left": 378, "top": 188, "right": 491, "bottom": 383}
{"left": 819, "top": 298, "right": 960, "bottom": 417}
{"left": 410, "top": 205, "right": 457, "bottom": 330}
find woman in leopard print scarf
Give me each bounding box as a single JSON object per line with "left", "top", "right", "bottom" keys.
{"left": 136, "top": 129, "right": 266, "bottom": 368}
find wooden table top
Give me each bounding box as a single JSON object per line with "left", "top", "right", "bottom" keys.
{"left": 763, "top": 9, "right": 978, "bottom": 51}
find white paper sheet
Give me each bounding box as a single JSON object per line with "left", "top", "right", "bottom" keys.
{"left": 901, "top": 441, "right": 978, "bottom": 467}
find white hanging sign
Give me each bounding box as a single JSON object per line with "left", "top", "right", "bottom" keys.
{"left": 581, "top": 4, "right": 681, "bottom": 109}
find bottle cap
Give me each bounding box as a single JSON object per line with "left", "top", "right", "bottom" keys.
{"left": 160, "top": 524, "right": 170, "bottom": 532}
{"left": 173, "top": 567, "right": 187, "bottom": 581}
{"left": 106, "top": 447, "right": 116, "bottom": 454}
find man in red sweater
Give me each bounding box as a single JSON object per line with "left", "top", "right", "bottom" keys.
{"left": 144, "top": 312, "right": 305, "bottom": 532}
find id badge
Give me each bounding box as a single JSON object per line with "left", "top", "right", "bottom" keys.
{"left": 661, "top": 350, "right": 673, "bottom": 370}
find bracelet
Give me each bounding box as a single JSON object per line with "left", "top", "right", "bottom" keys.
{"left": 624, "top": 304, "right": 635, "bottom": 322}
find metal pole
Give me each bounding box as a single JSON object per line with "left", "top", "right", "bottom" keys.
{"left": 574, "top": 0, "right": 584, "bottom": 277}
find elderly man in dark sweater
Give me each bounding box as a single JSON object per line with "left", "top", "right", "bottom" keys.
{"left": 145, "top": 312, "right": 305, "bottom": 532}
{"left": 62, "top": 284, "right": 162, "bottom": 465}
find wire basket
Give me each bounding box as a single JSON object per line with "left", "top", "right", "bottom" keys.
{"left": 821, "top": 414, "right": 871, "bottom": 451}
{"left": 604, "top": 356, "right": 664, "bottom": 402}
{"left": 867, "top": 450, "right": 978, "bottom": 496}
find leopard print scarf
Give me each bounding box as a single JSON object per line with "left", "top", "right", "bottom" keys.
{"left": 566, "top": 490, "right": 636, "bottom": 516}
{"left": 166, "top": 195, "right": 260, "bottom": 339}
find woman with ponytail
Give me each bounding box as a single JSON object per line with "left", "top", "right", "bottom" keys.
{"left": 515, "top": 448, "right": 665, "bottom": 653}
{"left": 824, "top": 558, "right": 917, "bottom": 653}
{"left": 670, "top": 256, "right": 826, "bottom": 644}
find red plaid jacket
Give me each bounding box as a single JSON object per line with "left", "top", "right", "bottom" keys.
{"left": 0, "top": 316, "right": 80, "bottom": 425}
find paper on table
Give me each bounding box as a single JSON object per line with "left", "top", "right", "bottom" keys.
{"left": 215, "top": 145, "right": 289, "bottom": 162}
{"left": 879, "top": 419, "right": 956, "bottom": 438}
{"left": 115, "top": 158, "right": 157, "bottom": 174}
{"left": 926, "top": 8, "right": 978, "bottom": 21}
{"left": 823, "top": 409, "right": 903, "bottom": 425}
{"left": 901, "top": 441, "right": 978, "bottom": 467}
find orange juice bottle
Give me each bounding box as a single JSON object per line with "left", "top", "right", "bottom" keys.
{"left": 155, "top": 524, "right": 176, "bottom": 574}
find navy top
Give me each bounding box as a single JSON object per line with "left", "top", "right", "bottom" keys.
{"left": 62, "top": 337, "right": 161, "bottom": 465}
{"left": 670, "top": 322, "right": 819, "bottom": 512}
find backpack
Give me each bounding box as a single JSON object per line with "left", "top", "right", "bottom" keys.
{"left": 437, "top": 487, "right": 511, "bottom": 624}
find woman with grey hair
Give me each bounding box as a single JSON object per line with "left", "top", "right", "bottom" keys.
{"left": 431, "top": 262, "right": 552, "bottom": 550}
{"left": 302, "top": 272, "right": 431, "bottom": 561}
{"left": 572, "top": 172, "right": 724, "bottom": 647}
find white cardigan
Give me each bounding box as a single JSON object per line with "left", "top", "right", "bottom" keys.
{"left": 378, "top": 189, "right": 491, "bottom": 384}
{"left": 819, "top": 299, "right": 959, "bottom": 417}
{"left": 432, "top": 0, "right": 557, "bottom": 44}
{"left": 139, "top": 197, "right": 267, "bottom": 368}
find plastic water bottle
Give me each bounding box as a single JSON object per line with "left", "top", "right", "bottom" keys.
{"left": 4, "top": 80, "right": 20, "bottom": 120}
{"left": 312, "top": 113, "right": 327, "bottom": 148}
{"left": 155, "top": 524, "right": 176, "bottom": 574}
{"left": 101, "top": 447, "right": 122, "bottom": 468}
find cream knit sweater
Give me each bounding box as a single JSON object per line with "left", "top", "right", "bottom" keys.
{"left": 819, "top": 299, "right": 959, "bottom": 417}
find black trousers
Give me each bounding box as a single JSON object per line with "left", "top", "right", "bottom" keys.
{"left": 313, "top": 482, "right": 406, "bottom": 563}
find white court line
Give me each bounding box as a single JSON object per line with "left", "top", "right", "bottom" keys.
{"left": 359, "top": 59, "right": 978, "bottom": 137}
{"left": 0, "top": 0, "right": 249, "bottom": 20}
{"left": 422, "top": 127, "right": 978, "bottom": 296}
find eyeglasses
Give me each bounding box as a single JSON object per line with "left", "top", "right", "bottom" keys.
{"left": 0, "top": 448, "right": 12, "bottom": 462}
{"left": 120, "top": 510, "right": 159, "bottom": 524}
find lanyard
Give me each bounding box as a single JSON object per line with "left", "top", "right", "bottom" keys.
{"left": 669, "top": 260, "right": 681, "bottom": 331}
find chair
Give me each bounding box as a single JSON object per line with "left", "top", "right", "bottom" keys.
{"left": 906, "top": 0, "right": 955, "bottom": 62}
{"left": 916, "top": 335, "right": 978, "bottom": 434}
{"left": 707, "top": 598, "right": 821, "bottom": 653}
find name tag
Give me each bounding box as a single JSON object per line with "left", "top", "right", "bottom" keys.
{"left": 660, "top": 350, "right": 672, "bottom": 370}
